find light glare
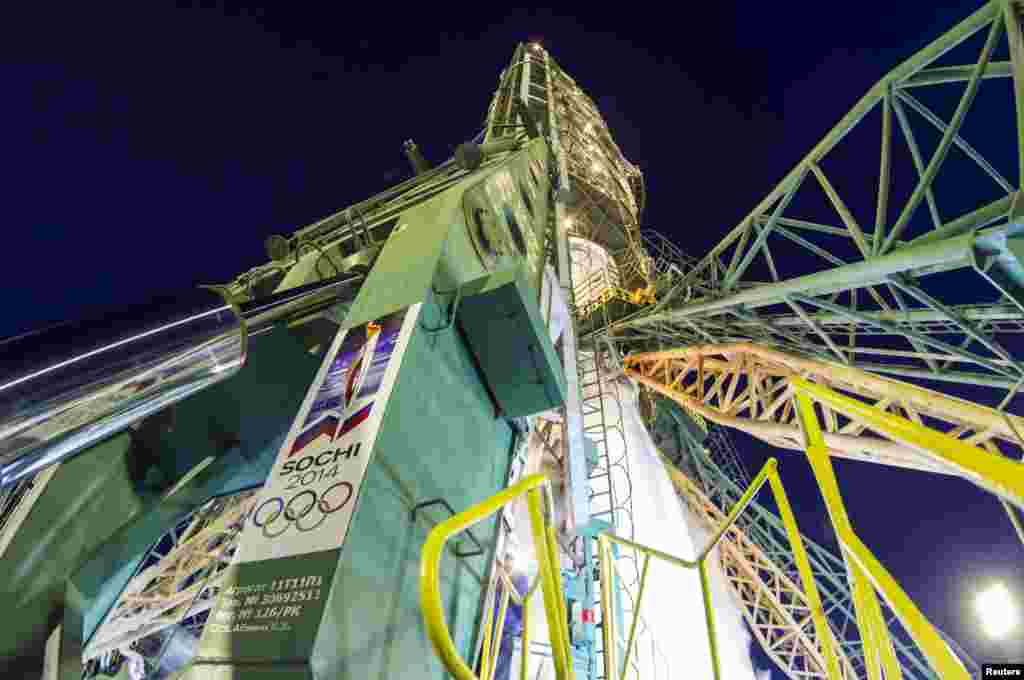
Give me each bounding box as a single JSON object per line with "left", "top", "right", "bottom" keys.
{"left": 975, "top": 583, "right": 1018, "bottom": 638}
{"left": 511, "top": 547, "right": 530, "bottom": 572}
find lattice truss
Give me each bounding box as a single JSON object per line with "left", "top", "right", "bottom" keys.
{"left": 82, "top": 490, "right": 257, "bottom": 670}
{"left": 600, "top": 1, "right": 1024, "bottom": 399}
{"left": 625, "top": 343, "right": 1024, "bottom": 475}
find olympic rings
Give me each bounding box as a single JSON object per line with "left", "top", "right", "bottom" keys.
{"left": 296, "top": 508, "right": 328, "bottom": 532}
{"left": 251, "top": 483, "right": 355, "bottom": 537}
{"left": 319, "top": 481, "right": 354, "bottom": 514}
{"left": 284, "top": 490, "right": 316, "bottom": 521}
{"left": 253, "top": 498, "right": 284, "bottom": 527}
{"left": 263, "top": 514, "right": 292, "bottom": 538}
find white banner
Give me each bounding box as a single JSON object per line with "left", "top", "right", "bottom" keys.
{"left": 235, "top": 304, "right": 421, "bottom": 564}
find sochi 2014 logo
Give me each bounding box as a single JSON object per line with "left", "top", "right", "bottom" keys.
{"left": 285, "top": 321, "right": 384, "bottom": 462}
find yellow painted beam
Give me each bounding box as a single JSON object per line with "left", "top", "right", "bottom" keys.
{"left": 529, "top": 489, "right": 572, "bottom": 680}
{"left": 793, "top": 389, "right": 971, "bottom": 680}
{"left": 766, "top": 470, "right": 843, "bottom": 680}
{"left": 793, "top": 376, "right": 1024, "bottom": 509}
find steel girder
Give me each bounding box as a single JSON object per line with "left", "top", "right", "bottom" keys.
{"left": 624, "top": 343, "right": 1024, "bottom": 475}
{"left": 596, "top": 2, "right": 1024, "bottom": 400}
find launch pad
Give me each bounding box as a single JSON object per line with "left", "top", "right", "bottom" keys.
{"left": 3, "top": 4, "right": 1024, "bottom": 679}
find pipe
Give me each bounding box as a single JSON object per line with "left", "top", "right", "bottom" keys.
{"left": 630, "top": 230, "right": 980, "bottom": 325}
{"left": 0, "top": 273, "right": 362, "bottom": 487}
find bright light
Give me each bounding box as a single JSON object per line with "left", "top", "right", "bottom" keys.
{"left": 510, "top": 547, "right": 531, "bottom": 572}
{"left": 975, "top": 583, "right": 1019, "bottom": 638}
{"left": 564, "top": 217, "right": 573, "bottom": 228}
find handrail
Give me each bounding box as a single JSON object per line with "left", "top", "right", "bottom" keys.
{"left": 497, "top": 561, "right": 543, "bottom": 607}
{"left": 482, "top": 565, "right": 544, "bottom": 680}
{"left": 420, "top": 473, "right": 575, "bottom": 680}
{"left": 791, "top": 377, "right": 985, "bottom": 680}
{"left": 606, "top": 554, "right": 670, "bottom": 680}
{"left": 595, "top": 455, "right": 842, "bottom": 680}
{"left": 792, "top": 375, "right": 1024, "bottom": 509}
{"left": 422, "top": 452, "right": 850, "bottom": 680}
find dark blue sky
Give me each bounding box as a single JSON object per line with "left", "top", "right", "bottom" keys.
{"left": 3, "top": 1, "right": 1021, "bottom": 675}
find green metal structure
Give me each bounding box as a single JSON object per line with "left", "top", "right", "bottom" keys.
{"left": 2, "top": 2, "right": 1023, "bottom": 678}
{"left": 0, "top": 39, "right": 607, "bottom": 679}
{"left": 595, "top": 1, "right": 1024, "bottom": 396}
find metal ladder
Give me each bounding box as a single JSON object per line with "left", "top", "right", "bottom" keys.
{"left": 567, "top": 261, "right": 641, "bottom": 680}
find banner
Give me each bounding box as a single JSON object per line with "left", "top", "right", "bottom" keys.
{"left": 236, "top": 303, "right": 420, "bottom": 564}
{"left": 198, "top": 304, "right": 420, "bottom": 656}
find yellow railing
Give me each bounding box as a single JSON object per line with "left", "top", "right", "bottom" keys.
{"left": 424, "top": 373, "right": 1006, "bottom": 680}
{"left": 788, "top": 376, "right": 1021, "bottom": 680}
{"left": 421, "top": 457, "right": 844, "bottom": 680}
{"left": 419, "top": 473, "right": 575, "bottom": 680}
{"left": 477, "top": 563, "right": 541, "bottom": 680}
{"left": 574, "top": 272, "right": 657, "bottom": 319}
{"left": 594, "top": 285, "right": 656, "bottom": 308}
{"left": 597, "top": 455, "right": 841, "bottom": 680}
{"left": 421, "top": 375, "right": 1001, "bottom": 680}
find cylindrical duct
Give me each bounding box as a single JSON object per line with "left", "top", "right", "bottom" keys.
{"left": 0, "top": 273, "right": 362, "bottom": 487}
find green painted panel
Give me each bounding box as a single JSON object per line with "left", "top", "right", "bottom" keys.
{"left": 175, "top": 300, "right": 512, "bottom": 678}
{"left": 459, "top": 145, "right": 549, "bottom": 304}
{"left": 61, "top": 326, "right": 321, "bottom": 677}
{"left": 0, "top": 432, "right": 136, "bottom": 673}
{"left": 195, "top": 551, "right": 340, "bottom": 664}
{"left": 459, "top": 265, "right": 567, "bottom": 417}
{"left": 310, "top": 311, "right": 514, "bottom": 678}
{"left": 343, "top": 196, "right": 456, "bottom": 329}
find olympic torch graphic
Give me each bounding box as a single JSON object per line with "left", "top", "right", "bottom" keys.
{"left": 341, "top": 322, "right": 381, "bottom": 415}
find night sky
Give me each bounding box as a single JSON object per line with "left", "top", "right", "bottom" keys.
{"left": 4, "top": 1, "right": 1022, "bottom": 676}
